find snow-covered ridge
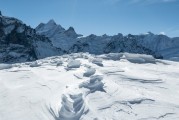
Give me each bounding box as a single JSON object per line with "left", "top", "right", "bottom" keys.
{"left": 36, "top": 20, "right": 179, "bottom": 60}
{"left": 0, "top": 53, "right": 179, "bottom": 120}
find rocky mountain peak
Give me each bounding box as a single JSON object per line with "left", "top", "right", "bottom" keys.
{"left": 35, "top": 19, "right": 65, "bottom": 35}
{"left": 67, "top": 26, "right": 75, "bottom": 31}
{"left": 64, "top": 26, "right": 81, "bottom": 38}
{"left": 47, "top": 19, "right": 56, "bottom": 25}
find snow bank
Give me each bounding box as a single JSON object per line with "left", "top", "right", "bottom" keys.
{"left": 169, "top": 57, "right": 179, "bottom": 62}
{"left": 100, "top": 53, "right": 123, "bottom": 60}
{"left": 100, "top": 53, "right": 156, "bottom": 64}
{"left": 58, "top": 93, "right": 85, "bottom": 120}
{"left": 29, "top": 61, "right": 41, "bottom": 67}
{"left": 67, "top": 60, "right": 81, "bottom": 68}
{"left": 91, "top": 59, "right": 103, "bottom": 66}
{"left": 55, "top": 61, "right": 63, "bottom": 66}
{"left": 79, "top": 75, "right": 105, "bottom": 93}
{"left": 0, "top": 64, "right": 12, "bottom": 70}
{"left": 122, "top": 53, "right": 156, "bottom": 64}
{"left": 83, "top": 68, "right": 96, "bottom": 77}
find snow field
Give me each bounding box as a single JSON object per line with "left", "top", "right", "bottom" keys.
{"left": 0, "top": 53, "right": 179, "bottom": 120}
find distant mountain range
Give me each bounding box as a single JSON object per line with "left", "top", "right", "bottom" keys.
{"left": 1, "top": 13, "right": 179, "bottom": 63}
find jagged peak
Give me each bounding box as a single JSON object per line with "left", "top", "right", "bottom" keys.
{"left": 47, "top": 19, "right": 56, "bottom": 25}
{"left": 0, "top": 11, "right": 2, "bottom": 16}
{"left": 36, "top": 19, "right": 66, "bottom": 34}
{"left": 65, "top": 27, "right": 75, "bottom": 34}
{"left": 64, "top": 26, "right": 80, "bottom": 38}
{"left": 46, "top": 19, "right": 65, "bottom": 30}
{"left": 88, "top": 34, "right": 97, "bottom": 38}
{"left": 36, "top": 23, "right": 45, "bottom": 29}
{"left": 66, "top": 27, "right": 75, "bottom": 32}
{"left": 38, "top": 22, "right": 45, "bottom": 26}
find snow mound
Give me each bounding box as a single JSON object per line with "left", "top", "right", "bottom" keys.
{"left": 91, "top": 59, "right": 103, "bottom": 66}
{"left": 29, "top": 61, "right": 41, "bottom": 67}
{"left": 100, "top": 53, "right": 156, "bottom": 64}
{"left": 56, "top": 61, "right": 63, "bottom": 66}
{"left": 0, "top": 64, "right": 12, "bottom": 70}
{"left": 67, "top": 60, "right": 81, "bottom": 68}
{"left": 83, "top": 68, "right": 96, "bottom": 77}
{"left": 100, "top": 53, "right": 123, "bottom": 60}
{"left": 79, "top": 75, "right": 105, "bottom": 93}
{"left": 57, "top": 93, "right": 86, "bottom": 120}
{"left": 169, "top": 57, "right": 179, "bottom": 62}
{"left": 123, "top": 53, "right": 156, "bottom": 64}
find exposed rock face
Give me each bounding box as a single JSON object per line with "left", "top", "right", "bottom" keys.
{"left": 0, "top": 15, "right": 60, "bottom": 63}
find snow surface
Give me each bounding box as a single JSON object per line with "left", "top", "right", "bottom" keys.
{"left": 0, "top": 53, "right": 179, "bottom": 120}
{"left": 83, "top": 68, "right": 96, "bottom": 77}
{"left": 67, "top": 60, "right": 81, "bottom": 69}
{"left": 0, "top": 64, "right": 12, "bottom": 70}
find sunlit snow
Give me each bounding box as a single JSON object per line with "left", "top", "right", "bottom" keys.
{"left": 0, "top": 53, "right": 179, "bottom": 120}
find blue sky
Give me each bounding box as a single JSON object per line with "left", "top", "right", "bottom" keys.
{"left": 0, "top": 0, "right": 179, "bottom": 37}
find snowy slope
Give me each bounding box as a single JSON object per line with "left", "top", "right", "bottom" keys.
{"left": 1, "top": 53, "right": 179, "bottom": 120}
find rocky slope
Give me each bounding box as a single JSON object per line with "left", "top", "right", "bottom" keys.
{"left": 0, "top": 14, "right": 60, "bottom": 63}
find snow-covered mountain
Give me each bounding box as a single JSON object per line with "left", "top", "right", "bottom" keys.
{"left": 1, "top": 13, "right": 179, "bottom": 63}
{"left": 36, "top": 21, "right": 161, "bottom": 58}
{"left": 36, "top": 20, "right": 82, "bottom": 51}
{"left": 36, "top": 20, "right": 179, "bottom": 60}
{"left": 135, "top": 32, "right": 179, "bottom": 59}
{"left": 1, "top": 53, "right": 179, "bottom": 120}
{"left": 68, "top": 33, "right": 161, "bottom": 59}
{"left": 0, "top": 14, "right": 61, "bottom": 63}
